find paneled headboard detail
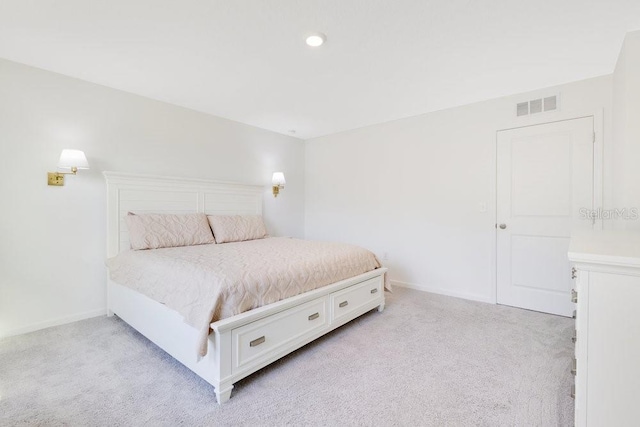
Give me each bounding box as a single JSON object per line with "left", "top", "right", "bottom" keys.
{"left": 104, "top": 172, "right": 263, "bottom": 257}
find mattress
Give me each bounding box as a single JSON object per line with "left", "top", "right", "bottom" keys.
{"left": 106, "top": 237, "right": 387, "bottom": 356}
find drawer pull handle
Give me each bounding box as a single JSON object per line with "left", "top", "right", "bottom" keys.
{"left": 370, "top": 288, "right": 378, "bottom": 294}
{"left": 308, "top": 312, "right": 320, "bottom": 321}
{"left": 571, "top": 267, "right": 577, "bottom": 279}
{"left": 571, "top": 289, "right": 578, "bottom": 303}
{"left": 339, "top": 301, "right": 349, "bottom": 308}
{"left": 250, "top": 336, "right": 265, "bottom": 347}
{"left": 570, "top": 385, "right": 575, "bottom": 399}
{"left": 571, "top": 358, "right": 577, "bottom": 376}
{"left": 572, "top": 310, "right": 577, "bottom": 320}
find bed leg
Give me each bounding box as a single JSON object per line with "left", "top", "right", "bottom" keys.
{"left": 215, "top": 383, "right": 234, "bottom": 404}
{"left": 377, "top": 302, "right": 385, "bottom": 313}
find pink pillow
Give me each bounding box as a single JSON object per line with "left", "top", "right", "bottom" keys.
{"left": 207, "top": 215, "right": 267, "bottom": 243}
{"left": 125, "top": 213, "right": 215, "bottom": 250}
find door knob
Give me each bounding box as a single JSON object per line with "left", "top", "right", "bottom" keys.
{"left": 499, "top": 224, "right": 507, "bottom": 229}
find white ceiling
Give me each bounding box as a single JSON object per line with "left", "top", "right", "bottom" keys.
{"left": 1, "top": 1, "right": 639, "bottom": 140}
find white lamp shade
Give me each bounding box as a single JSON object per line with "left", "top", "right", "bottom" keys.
{"left": 58, "top": 149, "right": 89, "bottom": 170}
{"left": 272, "top": 172, "right": 286, "bottom": 186}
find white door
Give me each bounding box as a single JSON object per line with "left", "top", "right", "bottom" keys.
{"left": 497, "top": 117, "right": 594, "bottom": 316}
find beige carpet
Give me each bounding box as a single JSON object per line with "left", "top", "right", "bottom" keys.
{"left": 0, "top": 288, "right": 575, "bottom": 426}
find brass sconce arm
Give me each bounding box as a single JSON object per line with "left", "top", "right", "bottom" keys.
{"left": 272, "top": 184, "right": 283, "bottom": 197}
{"left": 48, "top": 149, "right": 89, "bottom": 186}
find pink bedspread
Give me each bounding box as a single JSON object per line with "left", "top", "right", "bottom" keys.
{"left": 107, "top": 237, "right": 387, "bottom": 356}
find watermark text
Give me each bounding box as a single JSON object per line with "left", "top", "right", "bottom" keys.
{"left": 580, "top": 207, "right": 639, "bottom": 221}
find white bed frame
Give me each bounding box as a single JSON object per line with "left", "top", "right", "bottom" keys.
{"left": 104, "top": 172, "right": 386, "bottom": 403}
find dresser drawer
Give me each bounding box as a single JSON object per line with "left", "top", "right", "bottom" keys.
{"left": 231, "top": 298, "right": 327, "bottom": 373}
{"left": 330, "top": 277, "right": 383, "bottom": 324}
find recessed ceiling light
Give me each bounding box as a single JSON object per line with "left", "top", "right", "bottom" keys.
{"left": 306, "top": 33, "right": 326, "bottom": 47}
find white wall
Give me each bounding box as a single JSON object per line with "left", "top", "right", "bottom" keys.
{"left": 0, "top": 59, "right": 305, "bottom": 338}
{"left": 305, "top": 76, "right": 613, "bottom": 302}
{"left": 612, "top": 30, "right": 640, "bottom": 231}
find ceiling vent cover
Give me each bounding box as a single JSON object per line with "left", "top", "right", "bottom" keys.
{"left": 516, "top": 94, "right": 559, "bottom": 117}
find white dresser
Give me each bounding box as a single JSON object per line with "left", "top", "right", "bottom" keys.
{"left": 568, "top": 232, "right": 640, "bottom": 427}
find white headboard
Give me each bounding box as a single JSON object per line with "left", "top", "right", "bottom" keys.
{"left": 104, "top": 172, "right": 264, "bottom": 257}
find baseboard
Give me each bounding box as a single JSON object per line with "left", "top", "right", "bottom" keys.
{"left": 0, "top": 308, "right": 107, "bottom": 339}
{"left": 391, "top": 280, "right": 494, "bottom": 304}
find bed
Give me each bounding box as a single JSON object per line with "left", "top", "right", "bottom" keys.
{"left": 104, "top": 172, "right": 387, "bottom": 403}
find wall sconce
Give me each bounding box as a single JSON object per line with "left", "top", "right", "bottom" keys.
{"left": 272, "top": 172, "right": 286, "bottom": 197}
{"left": 48, "top": 149, "right": 90, "bottom": 186}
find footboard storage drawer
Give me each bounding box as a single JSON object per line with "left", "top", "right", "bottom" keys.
{"left": 231, "top": 298, "right": 328, "bottom": 373}
{"left": 330, "top": 277, "right": 383, "bottom": 324}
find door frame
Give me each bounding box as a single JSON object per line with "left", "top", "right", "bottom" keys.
{"left": 490, "top": 109, "right": 604, "bottom": 305}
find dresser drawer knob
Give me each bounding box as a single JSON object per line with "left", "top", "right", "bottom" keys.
{"left": 339, "top": 301, "right": 349, "bottom": 308}
{"left": 370, "top": 288, "right": 378, "bottom": 294}
{"left": 250, "top": 336, "right": 266, "bottom": 347}
{"left": 308, "top": 312, "right": 320, "bottom": 321}
{"left": 571, "top": 289, "right": 578, "bottom": 303}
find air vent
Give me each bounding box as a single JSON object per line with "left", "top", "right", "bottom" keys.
{"left": 544, "top": 96, "right": 557, "bottom": 111}
{"left": 530, "top": 98, "right": 543, "bottom": 114}
{"left": 517, "top": 102, "right": 529, "bottom": 117}
{"left": 516, "top": 94, "right": 559, "bottom": 117}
